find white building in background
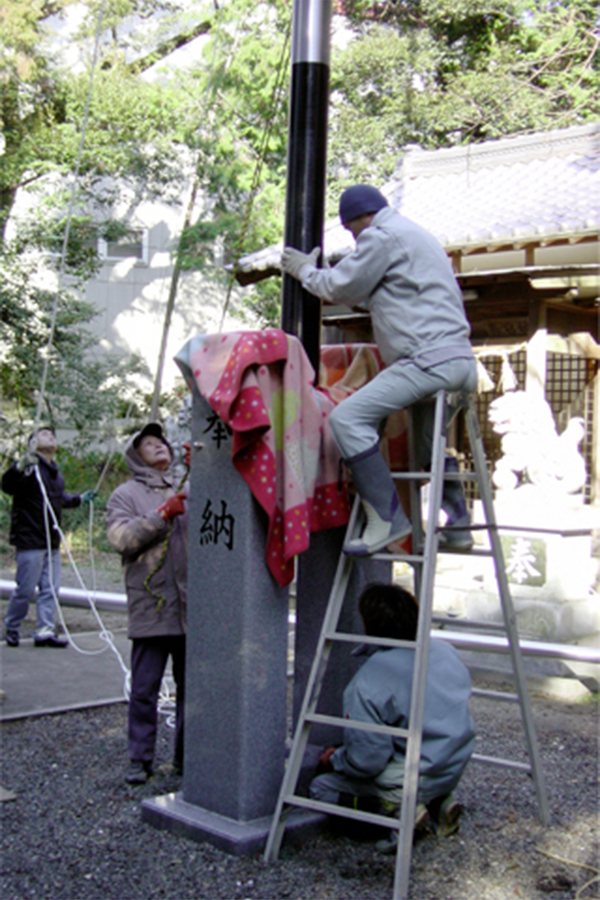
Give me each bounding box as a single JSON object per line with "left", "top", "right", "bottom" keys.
{"left": 7, "top": 165, "right": 254, "bottom": 396}
{"left": 4, "top": 0, "right": 256, "bottom": 397}
{"left": 76, "top": 175, "right": 253, "bottom": 393}
{"left": 7, "top": 1, "right": 357, "bottom": 397}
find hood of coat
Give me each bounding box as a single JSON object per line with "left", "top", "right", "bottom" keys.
{"left": 124, "top": 431, "right": 177, "bottom": 490}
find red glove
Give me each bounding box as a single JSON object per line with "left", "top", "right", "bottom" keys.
{"left": 183, "top": 442, "right": 191, "bottom": 468}
{"left": 157, "top": 493, "right": 187, "bottom": 521}
{"left": 318, "top": 746, "right": 337, "bottom": 770}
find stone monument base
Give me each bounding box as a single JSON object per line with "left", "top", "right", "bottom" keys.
{"left": 142, "top": 793, "right": 326, "bottom": 856}
{"left": 463, "top": 587, "right": 600, "bottom": 644}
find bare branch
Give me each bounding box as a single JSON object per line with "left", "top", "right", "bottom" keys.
{"left": 125, "top": 19, "right": 213, "bottom": 75}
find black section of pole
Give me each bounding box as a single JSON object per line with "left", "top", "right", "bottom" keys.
{"left": 281, "top": 1, "right": 331, "bottom": 378}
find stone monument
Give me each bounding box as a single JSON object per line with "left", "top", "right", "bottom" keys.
{"left": 466, "top": 390, "right": 599, "bottom": 644}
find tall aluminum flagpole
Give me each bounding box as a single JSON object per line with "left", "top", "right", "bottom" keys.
{"left": 281, "top": 0, "right": 332, "bottom": 376}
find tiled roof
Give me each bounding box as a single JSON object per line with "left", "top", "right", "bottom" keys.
{"left": 235, "top": 122, "right": 600, "bottom": 284}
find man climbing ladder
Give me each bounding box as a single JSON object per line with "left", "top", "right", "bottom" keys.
{"left": 281, "top": 183, "right": 478, "bottom": 555}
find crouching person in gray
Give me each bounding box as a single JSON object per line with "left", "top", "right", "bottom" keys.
{"left": 106, "top": 424, "right": 188, "bottom": 785}
{"left": 310, "top": 583, "right": 475, "bottom": 848}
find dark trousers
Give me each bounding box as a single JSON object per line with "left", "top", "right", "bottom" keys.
{"left": 129, "top": 635, "right": 185, "bottom": 766}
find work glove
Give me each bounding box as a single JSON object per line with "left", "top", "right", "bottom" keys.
{"left": 182, "top": 442, "right": 191, "bottom": 468}
{"left": 81, "top": 490, "right": 98, "bottom": 505}
{"left": 157, "top": 493, "right": 187, "bottom": 521}
{"left": 280, "top": 246, "right": 320, "bottom": 281}
{"left": 317, "top": 746, "right": 337, "bottom": 772}
{"left": 17, "top": 451, "right": 38, "bottom": 472}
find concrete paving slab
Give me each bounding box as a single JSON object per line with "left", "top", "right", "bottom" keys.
{"left": 0, "top": 629, "right": 131, "bottom": 721}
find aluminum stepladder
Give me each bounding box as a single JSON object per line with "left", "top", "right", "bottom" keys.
{"left": 264, "top": 390, "right": 550, "bottom": 900}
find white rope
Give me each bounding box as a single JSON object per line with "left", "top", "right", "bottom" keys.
{"left": 33, "top": 0, "right": 107, "bottom": 437}
{"left": 33, "top": 463, "right": 176, "bottom": 723}
{"left": 25, "top": 0, "right": 124, "bottom": 675}
{"left": 35, "top": 465, "right": 131, "bottom": 694}
{"left": 22, "top": 0, "right": 179, "bottom": 724}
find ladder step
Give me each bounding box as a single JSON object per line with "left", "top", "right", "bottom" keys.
{"left": 472, "top": 753, "right": 532, "bottom": 773}
{"left": 323, "top": 631, "right": 416, "bottom": 650}
{"left": 436, "top": 545, "right": 486, "bottom": 556}
{"left": 282, "top": 794, "right": 401, "bottom": 830}
{"left": 371, "top": 552, "right": 426, "bottom": 562}
{"left": 371, "top": 546, "right": 498, "bottom": 561}
{"left": 491, "top": 525, "right": 594, "bottom": 537}
{"left": 265, "top": 388, "right": 550, "bottom": 895}
{"left": 391, "top": 471, "right": 479, "bottom": 482}
{"left": 305, "top": 712, "right": 410, "bottom": 740}
{"left": 471, "top": 688, "right": 519, "bottom": 702}
{"left": 432, "top": 616, "right": 507, "bottom": 633}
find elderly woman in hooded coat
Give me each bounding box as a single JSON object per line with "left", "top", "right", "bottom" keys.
{"left": 106, "top": 423, "right": 189, "bottom": 785}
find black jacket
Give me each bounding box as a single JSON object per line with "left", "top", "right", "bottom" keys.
{"left": 2, "top": 457, "right": 81, "bottom": 551}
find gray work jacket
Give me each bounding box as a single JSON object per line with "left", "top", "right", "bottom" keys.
{"left": 302, "top": 207, "right": 474, "bottom": 368}
{"left": 331, "top": 640, "right": 476, "bottom": 803}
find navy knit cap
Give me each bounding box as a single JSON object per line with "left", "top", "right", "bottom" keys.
{"left": 339, "top": 184, "right": 388, "bottom": 225}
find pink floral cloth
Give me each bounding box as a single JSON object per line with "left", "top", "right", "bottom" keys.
{"left": 319, "top": 344, "right": 410, "bottom": 473}
{"left": 176, "top": 329, "right": 350, "bottom": 587}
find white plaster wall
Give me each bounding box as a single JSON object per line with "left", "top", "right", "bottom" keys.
{"left": 9, "top": 170, "right": 258, "bottom": 396}
{"left": 82, "top": 173, "right": 253, "bottom": 391}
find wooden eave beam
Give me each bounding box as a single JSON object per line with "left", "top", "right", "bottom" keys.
{"left": 446, "top": 230, "right": 598, "bottom": 258}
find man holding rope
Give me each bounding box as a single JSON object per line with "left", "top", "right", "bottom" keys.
{"left": 3, "top": 426, "right": 94, "bottom": 649}
{"left": 106, "top": 423, "right": 189, "bottom": 785}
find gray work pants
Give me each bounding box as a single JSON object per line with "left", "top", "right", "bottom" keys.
{"left": 329, "top": 357, "right": 477, "bottom": 461}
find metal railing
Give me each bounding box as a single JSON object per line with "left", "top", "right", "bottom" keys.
{"left": 1, "top": 579, "right": 598, "bottom": 665}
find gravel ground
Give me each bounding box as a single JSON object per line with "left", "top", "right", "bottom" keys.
{"left": 1, "top": 554, "right": 599, "bottom": 900}
{"left": 1, "top": 677, "right": 598, "bottom": 900}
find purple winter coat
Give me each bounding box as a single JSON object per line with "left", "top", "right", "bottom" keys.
{"left": 106, "top": 435, "right": 187, "bottom": 639}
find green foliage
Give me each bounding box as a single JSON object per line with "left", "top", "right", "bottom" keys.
{"left": 0, "top": 0, "right": 178, "bottom": 448}
{"left": 0, "top": 0, "right": 70, "bottom": 237}
{"left": 328, "top": 26, "right": 443, "bottom": 187}
{"left": 172, "top": 0, "right": 599, "bottom": 312}
{"left": 58, "top": 450, "right": 129, "bottom": 555}
{"left": 177, "top": 213, "right": 242, "bottom": 271}
{"left": 242, "top": 276, "right": 282, "bottom": 328}
{"left": 61, "top": 64, "right": 181, "bottom": 187}
{"left": 2, "top": 0, "right": 599, "bottom": 383}
{"left": 14, "top": 212, "right": 103, "bottom": 281}
{"left": 0, "top": 244, "right": 149, "bottom": 446}
{"left": 120, "top": 376, "right": 192, "bottom": 426}
{"left": 0, "top": 448, "right": 130, "bottom": 559}
{"left": 324, "top": 0, "right": 600, "bottom": 204}
{"left": 0, "top": 1, "right": 183, "bottom": 241}
{"left": 155, "top": 0, "right": 291, "bottom": 322}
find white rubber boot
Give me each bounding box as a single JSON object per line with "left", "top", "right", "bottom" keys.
{"left": 343, "top": 445, "right": 412, "bottom": 557}
{"left": 344, "top": 499, "right": 412, "bottom": 557}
